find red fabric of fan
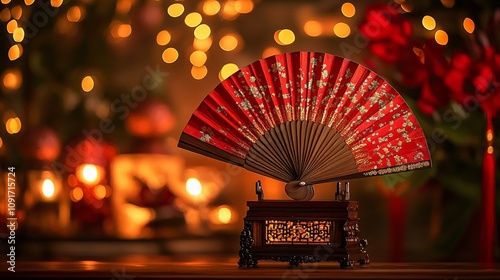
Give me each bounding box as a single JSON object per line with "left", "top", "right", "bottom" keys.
{"left": 179, "top": 51, "right": 431, "bottom": 200}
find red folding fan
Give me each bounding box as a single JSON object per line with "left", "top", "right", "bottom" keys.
{"left": 178, "top": 51, "right": 431, "bottom": 200}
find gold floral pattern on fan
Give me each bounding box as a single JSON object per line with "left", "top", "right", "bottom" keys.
{"left": 179, "top": 51, "right": 431, "bottom": 200}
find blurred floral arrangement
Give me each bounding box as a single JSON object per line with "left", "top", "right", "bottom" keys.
{"left": 358, "top": 1, "right": 499, "bottom": 261}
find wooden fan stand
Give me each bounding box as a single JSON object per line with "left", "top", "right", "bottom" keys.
{"left": 238, "top": 181, "right": 369, "bottom": 268}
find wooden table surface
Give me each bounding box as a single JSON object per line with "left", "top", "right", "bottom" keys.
{"left": 2, "top": 256, "right": 500, "bottom": 279}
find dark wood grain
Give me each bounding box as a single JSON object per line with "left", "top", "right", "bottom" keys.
{"left": 2, "top": 256, "right": 499, "bottom": 279}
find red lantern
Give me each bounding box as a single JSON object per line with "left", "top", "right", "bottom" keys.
{"left": 60, "top": 134, "right": 117, "bottom": 232}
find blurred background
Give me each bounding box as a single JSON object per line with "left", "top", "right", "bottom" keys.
{"left": 0, "top": 0, "right": 499, "bottom": 263}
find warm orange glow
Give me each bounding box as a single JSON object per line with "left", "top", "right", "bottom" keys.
{"left": 218, "top": 206, "right": 232, "bottom": 224}
{"left": 202, "top": 0, "right": 221, "bottom": 16}
{"left": 168, "top": 3, "right": 184, "bottom": 18}
{"left": 116, "top": 0, "right": 132, "bottom": 14}
{"left": 333, "top": 22, "right": 351, "bottom": 38}
{"left": 117, "top": 23, "right": 132, "bottom": 38}
{"left": 186, "top": 178, "right": 202, "bottom": 196}
{"left": 487, "top": 130, "right": 493, "bottom": 142}
{"left": 434, "top": 30, "right": 448, "bottom": 45}
{"left": 304, "top": 20, "right": 322, "bottom": 37}
{"left": 219, "top": 63, "right": 239, "bottom": 81}
{"left": 274, "top": 29, "right": 295, "bottom": 45}
{"left": 235, "top": 0, "right": 254, "bottom": 14}
{"left": 487, "top": 146, "right": 494, "bottom": 154}
{"left": 6, "top": 117, "right": 21, "bottom": 134}
{"left": 194, "top": 24, "right": 211, "bottom": 40}
{"left": 441, "top": 0, "right": 455, "bottom": 8}
{"left": 1, "top": 0, "right": 11, "bottom": 4}
{"left": 0, "top": 8, "right": 11, "bottom": 22}
{"left": 109, "top": 21, "right": 120, "bottom": 38}
{"left": 191, "top": 65, "right": 208, "bottom": 80}
{"left": 42, "top": 179, "right": 56, "bottom": 199}
{"left": 422, "top": 15, "right": 436, "bottom": 30}
{"left": 13, "top": 27, "right": 24, "bottom": 42}
{"left": 156, "top": 30, "right": 171, "bottom": 46}
{"left": 193, "top": 36, "right": 213, "bottom": 51}
{"left": 401, "top": 3, "right": 412, "bottom": 12}
{"left": 76, "top": 164, "right": 103, "bottom": 185}
{"left": 70, "top": 187, "right": 83, "bottom": 202}
{"left": 262, "top": 47, "right": 280, "bottom": 59}
{"left": 25, "top": 0, "right": 35, "bottom": 5}
{"left": 219, "top": 34, "right": 239, "bottom": 51}
{"left": 162, "top": 47, "right": 179, "bottom": 63}
{"left": 3, "top": 69, "right": 22, "bottom": 90}
{"left": 6, "top": 19, "right": 17, "bottom": 33}
{"left": 11, "top": 5, "right": 21, "bottom": 20}
{"left": 94, "top": 185, "right": 107, "bottom": 200}
{"left": 0, "top": 137, "right": 3, "bottom": 149}
{"left": 68, "top": 174, "right": 78, "bottom": 187}
{"left": 67, "top": 6, "right": 84, "bottom": 22}
{"left": 463, "top": 17, "right": 475, "bottom": 34}
{"left": 190, "top": 51, "right": 207, "bottom": 67}
{"left": 221, "top": 1, "right": 238, "bottom": 20}
{"left": 8, "top": 44, "right": 22, "bottom": 61}
{"left": 185, "top": 12, "right": 202, "bottom": 27}
{"left": 51, "top": 0, "right": 64, "bottom": 8}
{"left": 81, "top": 76, "right": 94, "bottom": 92}
{"left": 341, "top": 2, "right": 356, "bottom": 18}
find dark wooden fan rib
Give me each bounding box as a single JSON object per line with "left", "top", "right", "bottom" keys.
{"left": 179, "top": 133, "right": 245, "bottom": 166}
{"left": 245, "top": 121, "right": 359, "bottom": 187}
{"left": 301, "top": 124, "right": 349, "bottom": 179}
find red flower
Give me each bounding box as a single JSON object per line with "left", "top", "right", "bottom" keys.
{"left": 359, "top": 4, "right": 413, "bottom": 64}
{"left": 409, "top": 40, "right": 451, "bottom": 115}
{"left": 445, "top": 47, "right": 500, "bottom": 116}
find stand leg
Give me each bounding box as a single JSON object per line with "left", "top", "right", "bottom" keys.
{"left": 339, "top": 257, "right": 354, "bottom": 268}
{"left": 238, "top": 221, "right": 258, "bottom": 267}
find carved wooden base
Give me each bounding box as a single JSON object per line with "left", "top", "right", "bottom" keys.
{"left": 237, "top": 200, "right": 370, "bottom": 269}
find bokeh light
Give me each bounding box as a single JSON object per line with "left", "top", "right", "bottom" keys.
{"left": 219, "top": 63, "right": 239, "bottom": 81}
{"left": 304, "top": 20, "right": 322, "bottom": 37}
{"left": 3, "top": 69, "right": 22, "bottom": 90}
{"left": 8, "top": 44, "right": 22, "bottom": 61}
{"left": 202, "top": 0, "right": 221, "bottom": 16}
{"left": 67, "top": 6, "right": 85, "bottom": 22}
{"left": 190, "top": 51, "right": 207, "bottom": 66}
{"left": 13, "top": 27, "right": 24, "bottom": 42}
{"left": 156, "top": 30, "right": 171, "bottom": 46}
{"left": 434, "top": 30, "right": 448, "bottom": 45}
{"left": 463, "top": 17, "right": 475, "bottom": 34}
{"left": 168, "top": 3, "right": 185, "bottom": 17}
{"left": 422, "top": 15, "right": 436, "bottom": 31}
{"left": 235, "top": 0, "right": 254, "bottom": 14}
{"left": 341, "top": 2, "right": 356, "bottom": 18}
{"left": 81, "top": 76, "right": 95, "bottom": 92}
{"left": 191, "top": 65, "right": 208, "bottom": 80}
{"left": 274, "top": 29, "right": 295, "bottom": 45}
{"left": 185, "top": 12, "right": 202, "bottom": 27}
{"left": 6, "top": 117, "right": 21, "bottom": 134}
{"left": 193, "top": 37, "right": 213, "bottom": 51}
{"left": 162, "top": 48, "right": 179, "bottom": 63}
{"left": 219, "top": 34, "right": 239, "bottom": 51}
{"left": 51, "top": 0, "right": 63, "bottom": 8}
{"left": 186, "top": 178, "right": 202, "bottom": 196}
{"left": 194, "top": 24, "right": 211, "bottom": 40}
{"left": 333, "top": 22, "right": 351, "bottom": 38}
